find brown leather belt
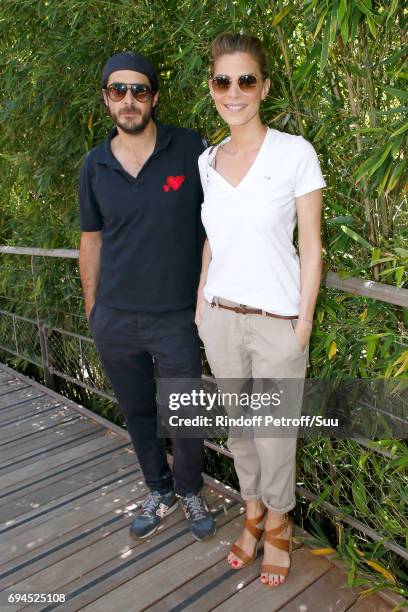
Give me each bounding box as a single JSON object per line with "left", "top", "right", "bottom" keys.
{"left": 212, "top": 298, "right": 298, "bottom": 320}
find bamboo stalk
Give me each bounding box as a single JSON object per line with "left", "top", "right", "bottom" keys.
{"left": 337, "top": 35, "right": 380, "bottom": 280}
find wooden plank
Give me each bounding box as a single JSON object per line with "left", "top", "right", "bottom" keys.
{"left": 0, "top": 371, "right": 16, "bottom": 383}
{"left": 277, "top": 567, "right": 360, "bottom": 611}
{"left": 70, "top": 506, "right": 252, "bottom": 612}
{"left": 0, "top": 379, "right": 31, "bottom": 402}
{"left": 8, "top": 489, "right": 225, "bottom": 600}
{"left": 347, "top": 593, "right": 394, "bottom": 611}
{"left": 0, "top": 405, "right": 79, "bottom": 444}
{"left": 46, "top": 492, "right": 239, "bottom": 612}
{"left": 0, "top": 468, "right": 144, "bottom": 567}
{"left": 376, "top": 590, "right": 408, "bottom": 611}
{"left": 145, "top": 530, "right": 304, "bottom": 612}
{"left": 0, "top": 378, "right": 25, "bottom": 390}
{"left": 0, "top": 478, "right": 149, "bottom": 589}
{"left": 0, "top": 364, "right": 129, "bottom": 442}
{"left": 0, "top": 443, "right": 134, "bottom": 522}
{"left": 0, "top": 417, "right": 99, "bottom": 463}
{"left": 0, "top": 393, "right": 47, "bottom": 414}
{"left": 0, "top": 398, "right": 63, "bottom": 425}
{"left": 145, "top": 529, "right": 304, "bottom": 612}
{"left": 212, "top": 546, "right": 335, "bottom": 612}
{"left": 0, "top": 414, "right": 83, "bottom": 448}
{"left": 0, "top": 432, "right": 131, "bottom": 505}
{"left": 0, "top": 424, "right": 106, "bottom": 474}
{"left": 0, "top": 430, "right": 121, "bottom": 490}
{"left": 0, "top": 387, "right": 44, "bottom": 408}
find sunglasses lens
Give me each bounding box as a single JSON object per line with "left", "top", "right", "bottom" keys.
{"left": 238, "top": 74, "right": 258, "bottom": 91}
{"left": 212, "top": 75, "right": 231, "bottom": 91}
{"left": 130, "top": 84, "right": 152, "bottom": 102}
{"left": 107, "top": 83, "right": 127, "bottom": 101}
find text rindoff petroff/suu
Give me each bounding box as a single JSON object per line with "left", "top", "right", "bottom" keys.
{"left": 167, "top": 415, "right": 339, "bottom": 428}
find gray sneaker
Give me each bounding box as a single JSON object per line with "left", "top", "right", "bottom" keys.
{"left": 129, "top": 490, "right": 178, "bottom": 539}
{"left": 180, "top": 493, "right": 216, "bottom": 541}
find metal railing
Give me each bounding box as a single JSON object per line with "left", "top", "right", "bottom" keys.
{"left": 0, "top": 245, "right": 407, "bottom": 562}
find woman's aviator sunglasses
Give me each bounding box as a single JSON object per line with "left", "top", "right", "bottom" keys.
{"left": 211, "top": 73, "right": 260, "bottom": 93}
{"left": 105, "top": 82, "right": 154, "bottom": 102}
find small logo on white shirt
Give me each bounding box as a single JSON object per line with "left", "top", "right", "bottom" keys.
{"left": 264, "top": 176, "right": 271, "bottom": 180}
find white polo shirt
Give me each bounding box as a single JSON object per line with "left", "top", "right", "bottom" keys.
{"left": 198, "top": 127, "right": 326, "bottom": 316}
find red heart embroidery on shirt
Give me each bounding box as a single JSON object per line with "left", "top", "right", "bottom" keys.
{"left": 166, "top": 175, "right": 186, "bottom": 191}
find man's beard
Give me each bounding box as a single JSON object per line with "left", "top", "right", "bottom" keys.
{"left": 109, "top": 104, "right": 152, "bottom": 134}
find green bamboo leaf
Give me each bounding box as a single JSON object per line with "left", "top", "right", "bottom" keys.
{"left": 340, "top": 226, "right": 373, "bottom": 250}
{"left": 391, "top": 454, "right": 408, "bottom": 471}
{"left": 355, "top": 143, "right": 393, "bottom": 181}
{"left": 355, "top": 127, "right": 386, "bottom": 134}
{"left": 378, "top": 160, "right": 393, "bottom": 193}
{"left": 395, "top": 267, "right": 405, "bottom": 287}
{"left": 340, "top": 15, "right": 349, "bottom": 43}
{"left": 366, "top": 338, "right": 378, "bottom": 364}
{"left": 352, "top": 479, "right": 368, "bottom": 515}
{"left": 338, "top": 0, "right": 347, "bottom": 23}
{"left": 314, "top": 7, "right": 328, "bottom": 38}
{"left": 366, "top": 15, "right": 378, "bottom": 38}
{"left": 386, "top": 160, "right": 407, "bottom": 192}
{"left": 383, "top": 86, "right": 408, "bottom": 101}
{"left": 350, "top": 7, "right": 362, "bottom": 41}
{"left": 386, "top": 0, "right": 399, "bottom": 26}
{"left": 354, "top": 0, "right": 372, "bottom": 17}
{"left": 272, "top": 6, "right": 290, "bottom": 27}
{"left": 368, "top": 257, "right": 396, "bottom": 266}
{"left": 320, "top": 17, "right": 331, "bottom": 73}
{"left": 393, "top": 248, "right": 408, "bottom": 257}
{"left": 390, "top": 121, "right": 408, "bottom": 138}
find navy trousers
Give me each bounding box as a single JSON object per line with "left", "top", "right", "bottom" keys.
{"left": 89, "top": 303, "right": 204, "bottom": 496}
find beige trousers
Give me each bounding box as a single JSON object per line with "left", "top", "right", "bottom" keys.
{"left": 198, "top": 298, "right": 308, "bottom": 512}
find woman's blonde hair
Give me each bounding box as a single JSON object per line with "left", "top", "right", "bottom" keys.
{"left": 209, "top": 33, "right": 269, "bottom": 79}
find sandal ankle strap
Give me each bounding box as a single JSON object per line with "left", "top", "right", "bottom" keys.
{"left": 264, "top": 517, "right": 292, "bottom": 551}
{"left": 244, "top": 508, "right": 267, "bottom": 540}
{"left": 264, "top": 516, "right": 289, "bottom": 536}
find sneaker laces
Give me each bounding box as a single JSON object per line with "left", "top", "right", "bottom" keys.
{"left": 141, "top": 491, "right": 162, "bottom": 516}
{"left": 183, "top": 494, "right": 207, "bottom": 520}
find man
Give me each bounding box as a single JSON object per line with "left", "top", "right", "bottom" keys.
{"left": 78, "top": 51, "right": 215, "bottom": 541}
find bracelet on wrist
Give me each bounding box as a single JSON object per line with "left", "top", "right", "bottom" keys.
{"left": 298, "top": 317, "right": 313, "bottom": 325}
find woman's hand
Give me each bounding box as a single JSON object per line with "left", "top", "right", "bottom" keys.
{"left": 195, "top": 294, "right": 208, "bottom": 326}
{"left": 293, "top": 320, "right": 312, "bottom": 351}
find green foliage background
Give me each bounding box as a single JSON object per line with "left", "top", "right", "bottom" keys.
{"left": 0, "top": 0, "right": 407, "bottom": 598}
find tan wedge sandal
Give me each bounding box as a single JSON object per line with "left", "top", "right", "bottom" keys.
{"left": 261, "top": 515, "right": 293, "bottom": 586}
{"left": 228, "top": 508, "right": 267, "bottom": 569}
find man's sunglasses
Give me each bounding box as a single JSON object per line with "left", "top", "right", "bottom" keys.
{"left": 105, "top": 82, "right": 153, "bottom": 102}
{"left": 211, "top": 73, "right": 260, "bottom": 93}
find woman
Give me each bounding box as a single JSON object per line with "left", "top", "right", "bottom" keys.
{"left": 196, "top": 33, "right": 326, "bottom": 587}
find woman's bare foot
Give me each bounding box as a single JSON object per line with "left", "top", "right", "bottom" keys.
{"left": 260, "top": 511, "right": 292, "bottom": 586}
{"left": 227, "top": 499, "right": 266, "bottom": 569}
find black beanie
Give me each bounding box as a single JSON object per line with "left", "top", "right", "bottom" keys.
{"left": 101, "top": 51, "right": 159, "bottom": 91}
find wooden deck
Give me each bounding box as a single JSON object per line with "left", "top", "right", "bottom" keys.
{"left": 0, "top": 363, "right": 401, "bottom": 612}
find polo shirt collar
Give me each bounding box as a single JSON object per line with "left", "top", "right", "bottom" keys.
{"left": 94, "top": 120, "right": 173, "bottom": 168}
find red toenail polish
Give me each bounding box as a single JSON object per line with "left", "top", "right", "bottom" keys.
{"left": 232, "top": 560, "right": 238, "bottom": 567}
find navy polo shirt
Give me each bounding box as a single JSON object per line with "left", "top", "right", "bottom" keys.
{"left": 78, "top": 121, "right": 206, "bottom": 312}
